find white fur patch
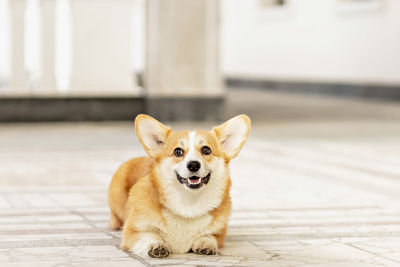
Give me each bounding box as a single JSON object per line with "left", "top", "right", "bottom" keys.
{"left": 177, "top": 131, "right": 208, "bottom": 179}
{"left": 159, "top": 208, "right": 213, "bottom": 253}
{"left": 158, "top": 156, "right": 228, "bottom": 218}
{"left": 189, "top": 131, "right": 196, "bottom": 149}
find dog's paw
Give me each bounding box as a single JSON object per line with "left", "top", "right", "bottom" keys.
{"left": 148, "top": 242, "right": 171, "bottom": 258}
{"left": 192, "top": 236, "right": 218, "bottom": 255}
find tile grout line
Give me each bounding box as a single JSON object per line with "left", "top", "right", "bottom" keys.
{"left": 345, "top": 243, "right": 400, "bottom": 265}
{"left": 75, "top": 211, "right": 153, "bottom": 266}
{"left": 48, "top": 195, "right": 153, "bottom": 267}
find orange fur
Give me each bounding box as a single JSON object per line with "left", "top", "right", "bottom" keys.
{"left": 107, "top": 157, "right": 153, "bottom": 229}
{"left": 209, "top": 177, "right": 232, "bottom": 247}
{"left": 108, "top": 114, "right": 250, "bottom": 257}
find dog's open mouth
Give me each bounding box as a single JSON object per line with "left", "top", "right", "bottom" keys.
{"left": 176, "top": 172, "right": 211, "bottom": 189}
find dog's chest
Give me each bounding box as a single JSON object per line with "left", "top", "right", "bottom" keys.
{"left": 160, "top": 209, "right": 212, "bottom": 253}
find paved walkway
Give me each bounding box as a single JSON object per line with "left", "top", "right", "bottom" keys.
{"left": 1, "top": 91, "right": 400, "bottom": 266}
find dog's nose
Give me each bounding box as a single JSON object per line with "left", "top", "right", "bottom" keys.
{"left": 187, "top": 161, "right": 201, "bottom": 172}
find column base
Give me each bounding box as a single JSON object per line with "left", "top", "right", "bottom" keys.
{"left": 0, "top": 96, "right": 224, "bottom": 122}
{"left": 145, "top": 97, "right": 224, "bottom": 122}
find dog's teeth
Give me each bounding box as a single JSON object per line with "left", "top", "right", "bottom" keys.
{"left": 188, "top": 178, "right": 201, "bottom": 185}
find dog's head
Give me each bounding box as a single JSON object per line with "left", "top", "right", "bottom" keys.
{"left": 135, "top": 114, "right": 250, "bottom": 217}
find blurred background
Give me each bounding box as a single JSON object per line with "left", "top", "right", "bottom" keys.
{"left": 0, "top": 0, "right": 399, "bottom": 122}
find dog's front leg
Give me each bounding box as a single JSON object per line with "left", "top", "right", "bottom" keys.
{"left": 192, "top": 235, "right": 218, "bottom": 255}
{"left": 121, "top": 228, "right": 171, "bottom": 258}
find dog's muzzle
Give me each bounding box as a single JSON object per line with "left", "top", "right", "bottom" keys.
{"left": 176, "top": 172, "right": 211, "bottom": 189}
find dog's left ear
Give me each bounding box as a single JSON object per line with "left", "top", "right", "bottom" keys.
{"left": 212, "top": 114, "right": 251, "bottom": 159}
{"left": 135, "top": 114, "right": 171, "bottom": 157}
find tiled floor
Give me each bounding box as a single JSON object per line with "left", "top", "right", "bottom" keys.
{"left": 1, "top": 90, "right": 400, "bottom": 266}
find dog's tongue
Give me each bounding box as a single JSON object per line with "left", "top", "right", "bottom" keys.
{"left": 188, "top": 176, "right": 201, "bottom": 185}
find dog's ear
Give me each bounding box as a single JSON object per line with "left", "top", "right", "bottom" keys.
{"left": 212, "top": 115, "right": 251, "bottom": 159}
{"left": 135, "top": 114, "right": 171, "bottom": 158}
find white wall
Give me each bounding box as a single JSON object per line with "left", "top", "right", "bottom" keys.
{"left": 2, "top": 0, "right": 400, "bottom": 93}
{"left": 221, "top": 0, "right": 400, "bottom": 85}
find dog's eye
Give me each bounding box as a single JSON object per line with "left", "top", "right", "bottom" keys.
{"left": 174, "top": 148, "right": 184, "bottom": 157}
{"left": 201, "top": 146, "right": 211, "bottom": 155}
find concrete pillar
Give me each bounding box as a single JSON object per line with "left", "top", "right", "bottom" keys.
{"left": 9, "top": 0, "right": 29, "bottom": 94}
{"left": 39, "top": 0, "right": 56, "bottom": 94}
{"left": 69, "top": 0, "right": 135, "bottom": 95}
{"left": 145, "top": 0, "right": 223, "bottom": 120}
{"left": 145, "top": 0, "right": 222, "bottom": 97}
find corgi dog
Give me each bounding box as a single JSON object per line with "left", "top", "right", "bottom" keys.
{"left": 108, "top": 114, "right": 250, "bottom": 258}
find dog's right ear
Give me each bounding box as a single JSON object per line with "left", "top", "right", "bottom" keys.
{"left": 135, "top": 114, "right": 171, "bottom": 158}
